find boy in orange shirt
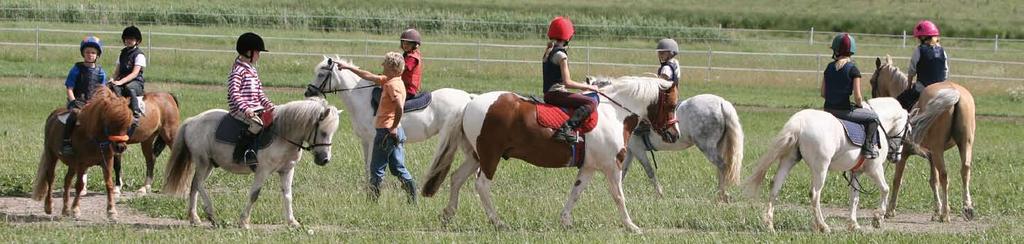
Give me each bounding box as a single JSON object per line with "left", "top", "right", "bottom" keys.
{"left": 337, "top": 52, "right": 416, "bottom": 203}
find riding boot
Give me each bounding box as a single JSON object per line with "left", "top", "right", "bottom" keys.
{"left": 896, "top": 89, "right": 920, "bottom": 111}
{"left": 234, "top": 130, "right": 257, "bottom": 164}
{"left": 60, "top": 113, "right": 77, "bottom": 156}
{"left": 553, "top": 106, "right": 591, "bottom": 144}
{"left": 128, "top": 95, "right": 144, "bottom": 118}
{"left": 368, "top": 179, "right": 382, "bottom": 202}
{"left": 401, "top": 179, "right": 418, "bottom": 204}
{"left": 862, "top": 120, "right": 880, "bottom": 159}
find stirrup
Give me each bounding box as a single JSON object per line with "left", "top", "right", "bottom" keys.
{"left": 60, "top": 140, "right": 74, "bottom": 156}
{"left": 553, "top": 128, "right": 579, "bottom": 145}
{"left": 243, "top": 149, "right": 258, "bottom": 165}
{"left": 862, "top": 148, "right": 879, "bottom": 159}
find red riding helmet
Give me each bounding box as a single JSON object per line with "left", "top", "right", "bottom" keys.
{"left": 913, "top": 20, "right": 940, "bottom": 38}
{"left": 547, "top": 16, "right": 574, "bottom": 41}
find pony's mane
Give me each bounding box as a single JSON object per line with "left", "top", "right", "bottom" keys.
{"left": 80, "top": 87, "right": 132, "bottom": 137}
{"left": 272, "top": 97, "right": 338, "bottom": 135}
{"left": 601, "top": 76, "right": 674, "bottom": 104}
{"left": 871, "top": 56, "right": 909, "bottom": 97}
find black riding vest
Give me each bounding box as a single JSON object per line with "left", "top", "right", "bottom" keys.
{"left": 659, "top": 61, "right": 679, "bottom": 83}
{"left": 915, "top": 44, "right": 948, "bottom": 86}
{"left": 73, "top": 62, "right": 105, "bottom": 102}
{"left": 117, "top": 47, "right": 145, "bottom": 92}
{"left": 823, "top": 61, "right": 856, "bottom": 110}
{"left": 542, "top": 47, "right": 567, "bottom": 93}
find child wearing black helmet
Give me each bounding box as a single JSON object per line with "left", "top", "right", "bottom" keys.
{"left": 110, "top": 25, "right": 147, "bottom": 135}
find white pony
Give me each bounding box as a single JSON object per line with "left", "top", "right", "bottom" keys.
{"left": 422, "top": 76, "right": 679, "bottom": 233}
{"left": 622, "top": 94, "right": 744, "bottom": 202}
{"left": 744, "top": 97, "right": 910, "bottom": 233}
{"left": 304, "top": 56, "right": 475, "bottom": 179}
{"left": 161, "top": 98, "right": 342, "bottom": 228}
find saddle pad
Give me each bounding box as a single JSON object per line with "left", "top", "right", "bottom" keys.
{"left": 535, "top": 93, "right": 600, "bottom": 133}
{"left": 57, "top": 111, "right": 71, "bottom": 124}
{"left": 214, "top": 116, "right": 275, "bottom": 150}
{"left": 371, "top": 87, "right": 433, "bottom": 115}
{"left": 838, "top": 119, "right": 876, "bottom": 147}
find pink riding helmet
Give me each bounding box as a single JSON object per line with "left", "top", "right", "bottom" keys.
{"left": 914, "top": 20, "right": 940, "bottom": 38}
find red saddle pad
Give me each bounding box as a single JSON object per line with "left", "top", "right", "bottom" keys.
{"left": 535, "top": 104, "right": 598, "bottom": 133}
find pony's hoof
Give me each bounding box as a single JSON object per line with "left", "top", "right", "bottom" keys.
{"left": 872, "top": 215, "right": 883, "bottom": 228}
{"left": 189, "top": 219, "right": 202, "bottom": 227}
{"left": 288, "top": 220, "right": 301, "bottom": 228}
{"left": 963, "top": 208, "right": 976, "bottom": 221}
{"left": 814, "top": 223, "right": 832, "bottom": 233}
{"left": 240, "top": 222, "right": 252, "bottom": 230}
{"left": 848, "top": 223, "right": 862, "bottom": 231}
{"left": 107, "top": 209, "right": 118, "bottom": 219}
{"left": 626, "top": 223, "right": 642, "bottom": 234}
{"left": 77, "top": 189, "right": 88, "bottom": 197}
{"left": 884, "top": 210, "right": 896, "bottom": 218}
{"left": 492, "top": 221, "right": 509, "bottom": 231}
{"left": 113, "top": 186, "right": 122, "bottom": 198}
{"left": 137, "top": 185, "right": 150, "bottom": 195}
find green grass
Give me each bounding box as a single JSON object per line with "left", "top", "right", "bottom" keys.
{"left": 1, "top": 77, "right": 1023, "bottom": 242}
{"left": 1, "top": 0, "right": 1022, "bottom": 39}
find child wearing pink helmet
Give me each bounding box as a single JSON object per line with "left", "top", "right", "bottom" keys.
{"left": 896, "top": 20, "right": 949, "bottom": 110}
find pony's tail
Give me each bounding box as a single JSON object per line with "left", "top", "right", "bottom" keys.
{"left": 31, "top": 116, "right": 59, "bottom": 201}
{"left": 907, "top": 88, "right": 960, "bottom": 156}
{"left": 718, "top": 100, "right": 744, "bottom": 187}
{"left": 154, "top": 92, "right": 181, "bottom": 158}
{"left": 161, "top": 122, "right": 193, "bottom": 197}
{"left": 743, "top": 120, "right": 800, "bottom": 199}
{"left": 422, "top": 110, "right": 467, "bottom": 197}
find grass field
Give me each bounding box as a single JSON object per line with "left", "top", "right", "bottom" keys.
{"left": 1, "top": 1, "right": 1024, "bottom": 242}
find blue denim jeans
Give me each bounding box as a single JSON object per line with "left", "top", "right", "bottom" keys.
{"left": 369, "top": 127, "right": 412, "bottom": 185}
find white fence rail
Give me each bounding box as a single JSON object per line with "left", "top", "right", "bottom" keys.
{"left": 1, "top": 27, "right": 1022, "bottom": 83}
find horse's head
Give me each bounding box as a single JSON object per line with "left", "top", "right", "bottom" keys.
{"left": 82, "top": 88, "right": 133, "bottom": 153}
{"left": 308, "top": 98, "right": 341, "bottom": 166}
{"left": 871, "top": 55, "right": 910, "bottom": 98}
{"left": 867, "top": 97, "right": 911, "bottom": 162}
{"left": 304, "top": 55, "right": 360, "bottom": 98}
{"left": 603, "top": 76, "right": 680, "bottom": 143}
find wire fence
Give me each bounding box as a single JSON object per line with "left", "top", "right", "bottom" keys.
{"left": 1, "top": 26, "right": 1022, "bottom": 83}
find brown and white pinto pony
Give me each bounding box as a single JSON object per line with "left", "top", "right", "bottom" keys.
{"left": 871, "top": 55, "right": 977, "bottom": 222}
{"left": 31, "top": 87, "right": 133, "bottom": 220}
{"left": 422, "top": 76, "right": 678, "bottom": 233}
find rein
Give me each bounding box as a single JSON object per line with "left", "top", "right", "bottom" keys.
{"left": 845, "top": 117, "right": 911, "bottom": 195}
{"left": 268, "top": 103, "right": 333, "bottom": 151}
{"left": 307, "top": 61, "right": 378, "bottom": 97}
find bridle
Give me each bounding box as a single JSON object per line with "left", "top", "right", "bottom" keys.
{"left": 270, "top": 102, "right": 333, "bottom": 151}
{"left": 880, "top": 118, "right": 912, "bottom": 163}
{"left": 305, "top": 59, "right": 377, "bottom": 97}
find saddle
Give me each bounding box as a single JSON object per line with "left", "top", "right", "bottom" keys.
{"left": 371, "top": 87, "right": 432, "bottom": 115}
{"left": 531, "top": 93, "right": 600, "bottom": 168}
{"left": 532, "top": 93, "right": 600, "bottom": 133}
{"left": 57, "top": 111, "right": 72, "bottom": 124}
{"left": 214, "top": 115, "right": 276, "bottom": 166}
{"left": 837, "top": 118, "right": 878, "bottom": 147}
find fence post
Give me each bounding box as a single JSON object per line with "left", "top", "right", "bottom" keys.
{"left": 476, "top": 40, "right": 481, "bottom": 72}
{"left": 995, "top": 35, "right": 1000, "bottom": 51}
{"left": 35, "top": 26, "right": 40, "bottom": 61}
{"left": 902, "top": 30, "right": 907, "bottom": 48}
{"left": 705, "top": 48, "right": 712, "bottom": 84}
{"left": 363, "top": 35, "right": 369, "bottom": 56}
{"left": 148, "top": 30, "right": 153, "bottom": 60}
{"left": 586, "top": 44, "right": 591, "bottom": 75}
{"left": 808, "top": 27, "right": 814, "bottom": 45}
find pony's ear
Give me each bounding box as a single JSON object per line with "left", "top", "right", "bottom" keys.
{"left": 876, "top": 57, "right": 882, "bottom": 68}
{"left": 885, "top": 54, "right": 893, "bottom": 65}
{"left": 327, "top": 58, "right": 334, "bottom": 67}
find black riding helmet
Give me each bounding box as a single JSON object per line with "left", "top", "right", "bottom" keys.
{"left": 236, "top": 32, "right": 268, "bottom": 58}
{"left": 122, "top": 26, "right": 143, "bottom": 42}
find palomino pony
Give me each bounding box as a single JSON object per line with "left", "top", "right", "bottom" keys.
{"left": 422, "top": 76, "right": 679, "bottom": 233}
{"left": 744, "top": 98, "right": 910, "bottom": 233}
{"left": 622, "top": 94, "right": 744, "bottom": 202}
{"left": 31, "top": 87, "right": 133, "bottom": 220}
{"left": 304, "top": 56, "right": 475, "bottom": 180}
{"left": 871, "top": 56, "right": 977, "bottom": 222}
{"left": 161, "top": 98, "right": 341, "bottom": 228}
{"left": 80, "top": 92, "right": 181, "bottom": 196}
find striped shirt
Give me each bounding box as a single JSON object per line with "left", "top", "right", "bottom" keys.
{"left": 227, "top": 58, "right": 274, "bottom": 115}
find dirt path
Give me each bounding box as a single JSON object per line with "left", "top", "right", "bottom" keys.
{"left": 0, "top": 193, "right": 992, "bottom": 234}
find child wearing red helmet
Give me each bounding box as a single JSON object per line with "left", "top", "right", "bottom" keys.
{"left": 399, "top": 28, "right": 423, "bottom": 98}
{"left": 542, "top": 16, "right": 599, "bottom": 144}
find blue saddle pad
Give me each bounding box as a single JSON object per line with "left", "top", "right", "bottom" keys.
{"left": 214, "top": 116, "right": 274, "bottom": 150}
{"left": 838, "top": 119, "right": 875, "bottom": 147}
{"left": 371, "top": 87, "right": 433, "bottom": 115}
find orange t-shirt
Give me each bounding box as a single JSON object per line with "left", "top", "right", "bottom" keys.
{"left": 374, "top": 75, "right": 406, "bottom": 128}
